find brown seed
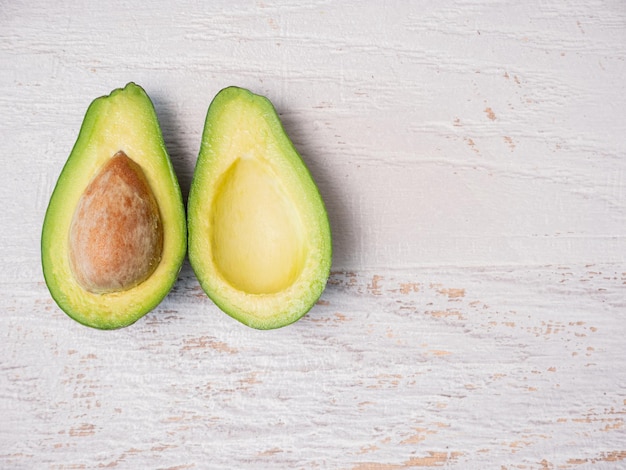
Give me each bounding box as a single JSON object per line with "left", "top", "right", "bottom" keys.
{"left": 69, "top": 151, "right": 163, "bottom": 293}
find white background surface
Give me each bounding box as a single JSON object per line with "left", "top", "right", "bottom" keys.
{"left": 1, "top": 1, "right": 625, "bottom": 468}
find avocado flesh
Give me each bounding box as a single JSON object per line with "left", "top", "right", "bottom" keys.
{"left": 188, "top": 87, "right": 332, "bottom": 329}
{"left": 41, "top": 83, "right": 186, "bottom": 329}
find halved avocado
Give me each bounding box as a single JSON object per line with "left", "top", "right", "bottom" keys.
{"left": 41, "top": 83, "right": 186, "bottom": 329}
{"left": 187, "top": 87, "right": 332, "bottom": 329}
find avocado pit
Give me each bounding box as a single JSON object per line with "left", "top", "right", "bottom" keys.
{"left": 68, "top": 151, "right": 163, "bottom": 294}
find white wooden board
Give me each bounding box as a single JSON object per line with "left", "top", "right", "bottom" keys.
{"left": 1, "top": 1, "right": 625, "bottom": 468}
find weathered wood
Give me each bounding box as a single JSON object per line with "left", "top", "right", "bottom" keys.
{"left": 1, "top": 1, "right": 624, "bottom": 468}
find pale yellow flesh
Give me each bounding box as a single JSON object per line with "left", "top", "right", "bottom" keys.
{"left": 212, "top": 156, "right": 306, "bottom": 295}
{"left": 188, "top": 87, "right": 331, "bottom": 328}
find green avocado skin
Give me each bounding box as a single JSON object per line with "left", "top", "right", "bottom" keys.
{"left": 187, "top": 87, "right": 332, "bottom": 330}
{"left": 41, "top": 83, "right": 186, "bottom": 330}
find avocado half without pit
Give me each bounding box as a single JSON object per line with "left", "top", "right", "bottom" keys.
{"left": 41, "top": 83, "right": 186, "bottom": 329}
{"left": 188, "top": 87, "right": 332, "bottom": 329}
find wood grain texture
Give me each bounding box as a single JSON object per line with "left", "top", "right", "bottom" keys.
{"left": 2, "top": 265, "right": 625, "bottom": 469}
{"left": 1, "top": 0, "right": 625, "bottom": 468}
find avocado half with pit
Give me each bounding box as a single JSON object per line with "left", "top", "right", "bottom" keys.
{"left": 187, "top": 87, "right": 332, "bottom": 329}
{"left": 41, "top": 83, "right": 186, "bottom": 329}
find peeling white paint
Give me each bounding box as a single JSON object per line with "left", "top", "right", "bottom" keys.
{"left": 1, "top": 0, "right": 625, "bottom": 468}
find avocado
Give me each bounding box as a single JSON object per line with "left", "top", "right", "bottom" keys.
{"left": 41, "top": 83, "right": 186, "bottom": 329}
{"left": 187, "top": 87, "right": 332, "bottom": 329}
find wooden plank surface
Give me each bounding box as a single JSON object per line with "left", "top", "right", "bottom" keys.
{"left": 1, "top": 1, "right": 625, "bottom": 468}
